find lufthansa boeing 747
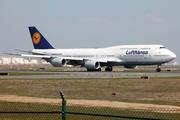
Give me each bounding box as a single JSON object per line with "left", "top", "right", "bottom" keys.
{"left": 5, "top": 26, "right": 176, "bottom": 72}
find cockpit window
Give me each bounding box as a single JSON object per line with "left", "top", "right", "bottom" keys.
{"left": 159, "top": 47, "right": 166, "bottom": 49}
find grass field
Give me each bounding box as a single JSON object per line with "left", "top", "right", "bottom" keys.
{"left": 0, "top": 65, "right": 180, "bottom": 119}
{"left": 0, "top": 101, "right": 179, "bottom": 120}
{"left": 0, "top": 77, "right": 180, "bottom": 106}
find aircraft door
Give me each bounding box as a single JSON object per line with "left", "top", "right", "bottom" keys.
{"left": 96, "top": 53, "right": 99, "bottom": 59}
{"left": 144, "top": 50, "right": 152, "bottom": 62}
{"left": 156, "top": 47, "right": 162, "bottom": 60}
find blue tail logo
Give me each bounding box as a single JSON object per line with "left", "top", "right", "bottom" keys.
{"left": 29, "top": 26, "right": 54, "bottom": 49}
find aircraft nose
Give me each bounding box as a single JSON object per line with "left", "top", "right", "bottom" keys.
{"left": 171, "top": 52, "right": 176, "bottom": 59}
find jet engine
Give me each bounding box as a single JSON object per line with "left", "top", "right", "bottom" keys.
{"left": 50, "top": 58, "right": 67, "bottom": 67}
{"left": 84, "top": 61, "right": 101, "bottom": 71}
{"left": 124, "top": 65, "right": 138, "bottom": 69}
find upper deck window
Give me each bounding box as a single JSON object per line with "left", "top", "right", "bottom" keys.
{"left": 159, "top": 47, "right": 166, "bottom": 49}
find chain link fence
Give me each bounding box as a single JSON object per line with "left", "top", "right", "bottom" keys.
{"left": 0, "top": 101, "right": 61, "bottom": 120}
{"left": 66, "top": 103, "right": 180, "bottom": 120}
{"left": 0, "top": 92, "right": 180, "bottom": 120}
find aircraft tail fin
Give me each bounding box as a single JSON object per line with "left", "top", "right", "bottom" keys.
{"left": 28, "top": 26, "right": 54, "bottom": 49}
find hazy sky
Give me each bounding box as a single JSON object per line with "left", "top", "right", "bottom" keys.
{"left": 0, "top": 0, "right": 180, "bottom": 60}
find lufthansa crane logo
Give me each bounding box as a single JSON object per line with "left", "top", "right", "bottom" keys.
{"left": 32, "top": 32, "right": 41, "bottom": 44}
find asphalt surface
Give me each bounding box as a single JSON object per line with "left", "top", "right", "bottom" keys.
{"left": 1, "top": 70, "right": 180, "bottom": 79}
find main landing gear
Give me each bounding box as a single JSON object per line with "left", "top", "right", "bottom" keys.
{"left": 97, "top": 68, "right": 101, "bottom": 71}
{"left": 156, "top": 65, "right": 161, "bottom": 72}
{"left": 105, "top": 66, "right": 113, "bottom": 71}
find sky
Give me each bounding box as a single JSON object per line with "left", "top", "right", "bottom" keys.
{"left": 0, "top": 0, "right": 180, "bottom": 60}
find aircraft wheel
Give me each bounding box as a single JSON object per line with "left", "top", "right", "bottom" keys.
{"left": 97, "top": 68, "right": 101, "bottom": 71}
{"left": 105, "top": 66, "right": 113, "bottom": 71}
{"left": 156, "top": 68, "right": 161, "bottom": 72}
{"left": 87, "top": 68, "right": 101, "bottom": 71}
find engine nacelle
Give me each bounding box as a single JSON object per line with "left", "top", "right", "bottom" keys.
{"left": 50, "top": 58, "right": 67, "bottom": 67}
{"left": 84, "top": 61, "right": 100, "bottom": 70}
{"left": 124, "top": 65, "right": 138, "bottom": 69}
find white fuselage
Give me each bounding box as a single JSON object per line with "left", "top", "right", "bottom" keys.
{"left": 31, "top": 44, "right": 176, "bottom": 66}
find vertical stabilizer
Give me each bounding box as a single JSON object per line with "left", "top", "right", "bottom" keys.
{"left": 28, "top": 26, "right": 54, "bottom": 49}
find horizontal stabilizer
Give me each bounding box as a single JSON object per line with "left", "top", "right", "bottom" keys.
{"left": 4, "top": 52, "right": 51, "bottom": 58}
{"left": 4, "top": 52, "right": 21, "bottom": 56}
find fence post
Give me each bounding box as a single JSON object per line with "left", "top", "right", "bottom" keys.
{"left": 60, "top": 91, "right": 66, "bottom": 120}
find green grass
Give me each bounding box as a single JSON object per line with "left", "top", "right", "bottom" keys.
{"left": 0, "top": 70, "right": 180, "bottom": 119}
{"left": 0, "top": 78, "right": 180, "bottom": 106}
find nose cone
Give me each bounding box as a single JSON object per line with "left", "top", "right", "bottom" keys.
{"left": 171, "top": 52, "right": 176, "bottom": 60}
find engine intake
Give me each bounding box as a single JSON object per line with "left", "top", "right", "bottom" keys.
{"left": 50, "top": 58, "right": 66, "bottom": 67}
{"left": 84, "top": 61, "right": 100, "bottom": 70}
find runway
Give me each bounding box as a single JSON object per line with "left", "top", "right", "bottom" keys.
{"left": 1, "top": 70, "right": 180, "bottom": 79}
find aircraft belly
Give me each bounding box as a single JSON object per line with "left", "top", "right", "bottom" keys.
{"left": 100, "top": 62, "right": 125, "bottom": 66}
{"left": 123, "top": 61, "right": 166, "bottom": 66}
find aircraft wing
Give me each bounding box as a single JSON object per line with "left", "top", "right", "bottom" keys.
{"left": 4, "top": 53, "right": 84, "bottom": 61}
{"left": 4, "top": 53, "right": 123, "bottom": 63}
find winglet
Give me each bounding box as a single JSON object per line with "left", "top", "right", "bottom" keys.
{"left": 28, "top": 26, "right": 54, "bottom": 49}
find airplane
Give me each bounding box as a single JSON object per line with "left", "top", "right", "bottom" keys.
{"left": 5, "top": 26, "right": 176, "bottom": 72}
